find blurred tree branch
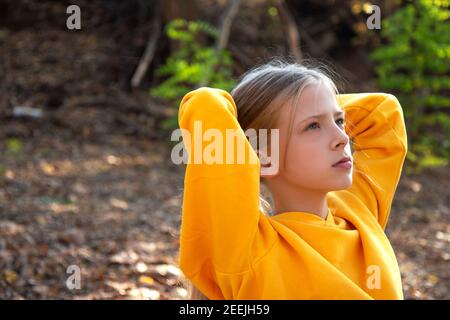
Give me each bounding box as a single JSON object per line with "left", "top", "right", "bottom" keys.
{"left": 130, "top": 17, "right": 162, "bottom": 88}
{"left": 199, "top": 0, "right": 242, "bottom": 87}
{"left": 215, "top": 0, "right": 242, "bottom": 53}
{"left": 275, "top": 0, "right": 302, "bottom": 62}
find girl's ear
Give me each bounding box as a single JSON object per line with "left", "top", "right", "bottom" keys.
{"left": 257, "top": 150, "right": 279, "bottom": 178}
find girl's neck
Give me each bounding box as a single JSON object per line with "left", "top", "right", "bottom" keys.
{"left": 270, "top": 185, "right": 329, "bottom": 219}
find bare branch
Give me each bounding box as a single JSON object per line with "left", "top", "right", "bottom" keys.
{"left": 131, "top": 17, "right": 162, "bottom": 88}
{"left": 198, "top": 0, "right": 242, "bottom": 87}
{"left": 215, "top": 0, "right": 242, "bottom": 52}
{"left": 275, "top": 0, "right": 302, "bottom": 62}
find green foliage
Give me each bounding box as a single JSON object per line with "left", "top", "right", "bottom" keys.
{"left": 6, "top": 138, "right": 23, "bottom": 156}
{"left": 37, "top": 196, "right": 76, "bottom": 206}
{"left": 150, "top": 19, "right": 236, "bottom": 130}
{"left": 370, "top": 0, "right": 450, "bottom": 171}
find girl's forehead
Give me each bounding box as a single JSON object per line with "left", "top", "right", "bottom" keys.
{"left": 295, "top": 83, "right": 337, "bottom": 110}
{"left": 284, "top": 84, "right": 339, "bottom": 120}
{"left": 272, "top": 82, "right": 340, "bottom": 131}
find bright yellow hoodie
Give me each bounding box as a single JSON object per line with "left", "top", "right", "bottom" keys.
{"left": 177, "top": 87, "right": 408, "bottom": 300}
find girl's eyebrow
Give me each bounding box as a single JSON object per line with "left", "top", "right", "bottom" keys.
{"left": 299, "top": 110, "right": 344, "bottom": 123}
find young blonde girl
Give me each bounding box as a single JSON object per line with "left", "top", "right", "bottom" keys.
{"left": 177, "top": 58, "right": 408, "bottom": 300}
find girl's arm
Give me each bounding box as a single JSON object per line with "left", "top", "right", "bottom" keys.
{"left": 177, "top": 87, "right": 277, "bottom": 298}
{"left": 335, "top": 93, "right": 408, "bottom": 230}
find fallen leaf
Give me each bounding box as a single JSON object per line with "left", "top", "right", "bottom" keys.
{"left": 110, "top": 250, "right": 139, "bottom": 265}
{"left": 138, "top": 275, "right": 155, "bottom": 286}
{"left": 3, "top": 270, "right": 18, "bottom": 284}
{"left": 128, "top": 287, "right": 160, "bottom": 300}
{"left": 426, "top": 274, "right": 439, "bottom": 285}
{"left": 0, "top": 220, "right": 25, "bottom": 236}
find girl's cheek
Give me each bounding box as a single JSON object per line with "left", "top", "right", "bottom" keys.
{"left": 295, "top": 142, "right": 316, "bottom": 155}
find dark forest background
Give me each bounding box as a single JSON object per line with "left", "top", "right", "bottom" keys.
{"left": 0, "top": 0, "right": 448, "bottom": 299}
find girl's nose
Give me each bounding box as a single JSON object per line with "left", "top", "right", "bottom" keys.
{"left": 333, "top": 131, "right": 350, "bottom": 149}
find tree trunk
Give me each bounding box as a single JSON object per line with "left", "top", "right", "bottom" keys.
{"left": 162, "top": 0, "right": 203, "bottom": 53}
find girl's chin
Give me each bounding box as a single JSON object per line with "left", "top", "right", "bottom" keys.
{"left": 328, "top": 178, "right": 353, "bottom": 191}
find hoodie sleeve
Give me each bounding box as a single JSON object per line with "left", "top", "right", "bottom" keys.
{"left": 335, "top": 93, "right": 408, "bottom": 229}
{"left": 177, "top": 87, "right": 278, "bottom": 299}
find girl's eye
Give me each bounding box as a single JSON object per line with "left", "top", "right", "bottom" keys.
{"left": 337, "top": 118, "right": 345, "bottom": 126}
{"left": 306, "top": 122, "right": 319, "bottom": 130}
{"left": 306, "top": 118, "right": 345, "bottom": 131}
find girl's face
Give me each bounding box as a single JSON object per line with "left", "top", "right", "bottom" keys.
{"left": 265, "top": 83, "right": 353, "bottom": 192}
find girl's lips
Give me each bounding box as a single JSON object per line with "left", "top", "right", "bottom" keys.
{"left": 332, "top": 160, "right": 352, "bottom": 169}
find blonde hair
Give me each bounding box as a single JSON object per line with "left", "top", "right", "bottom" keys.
{"left": 184, "top": 57, "right": 338, "bottom": 300}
